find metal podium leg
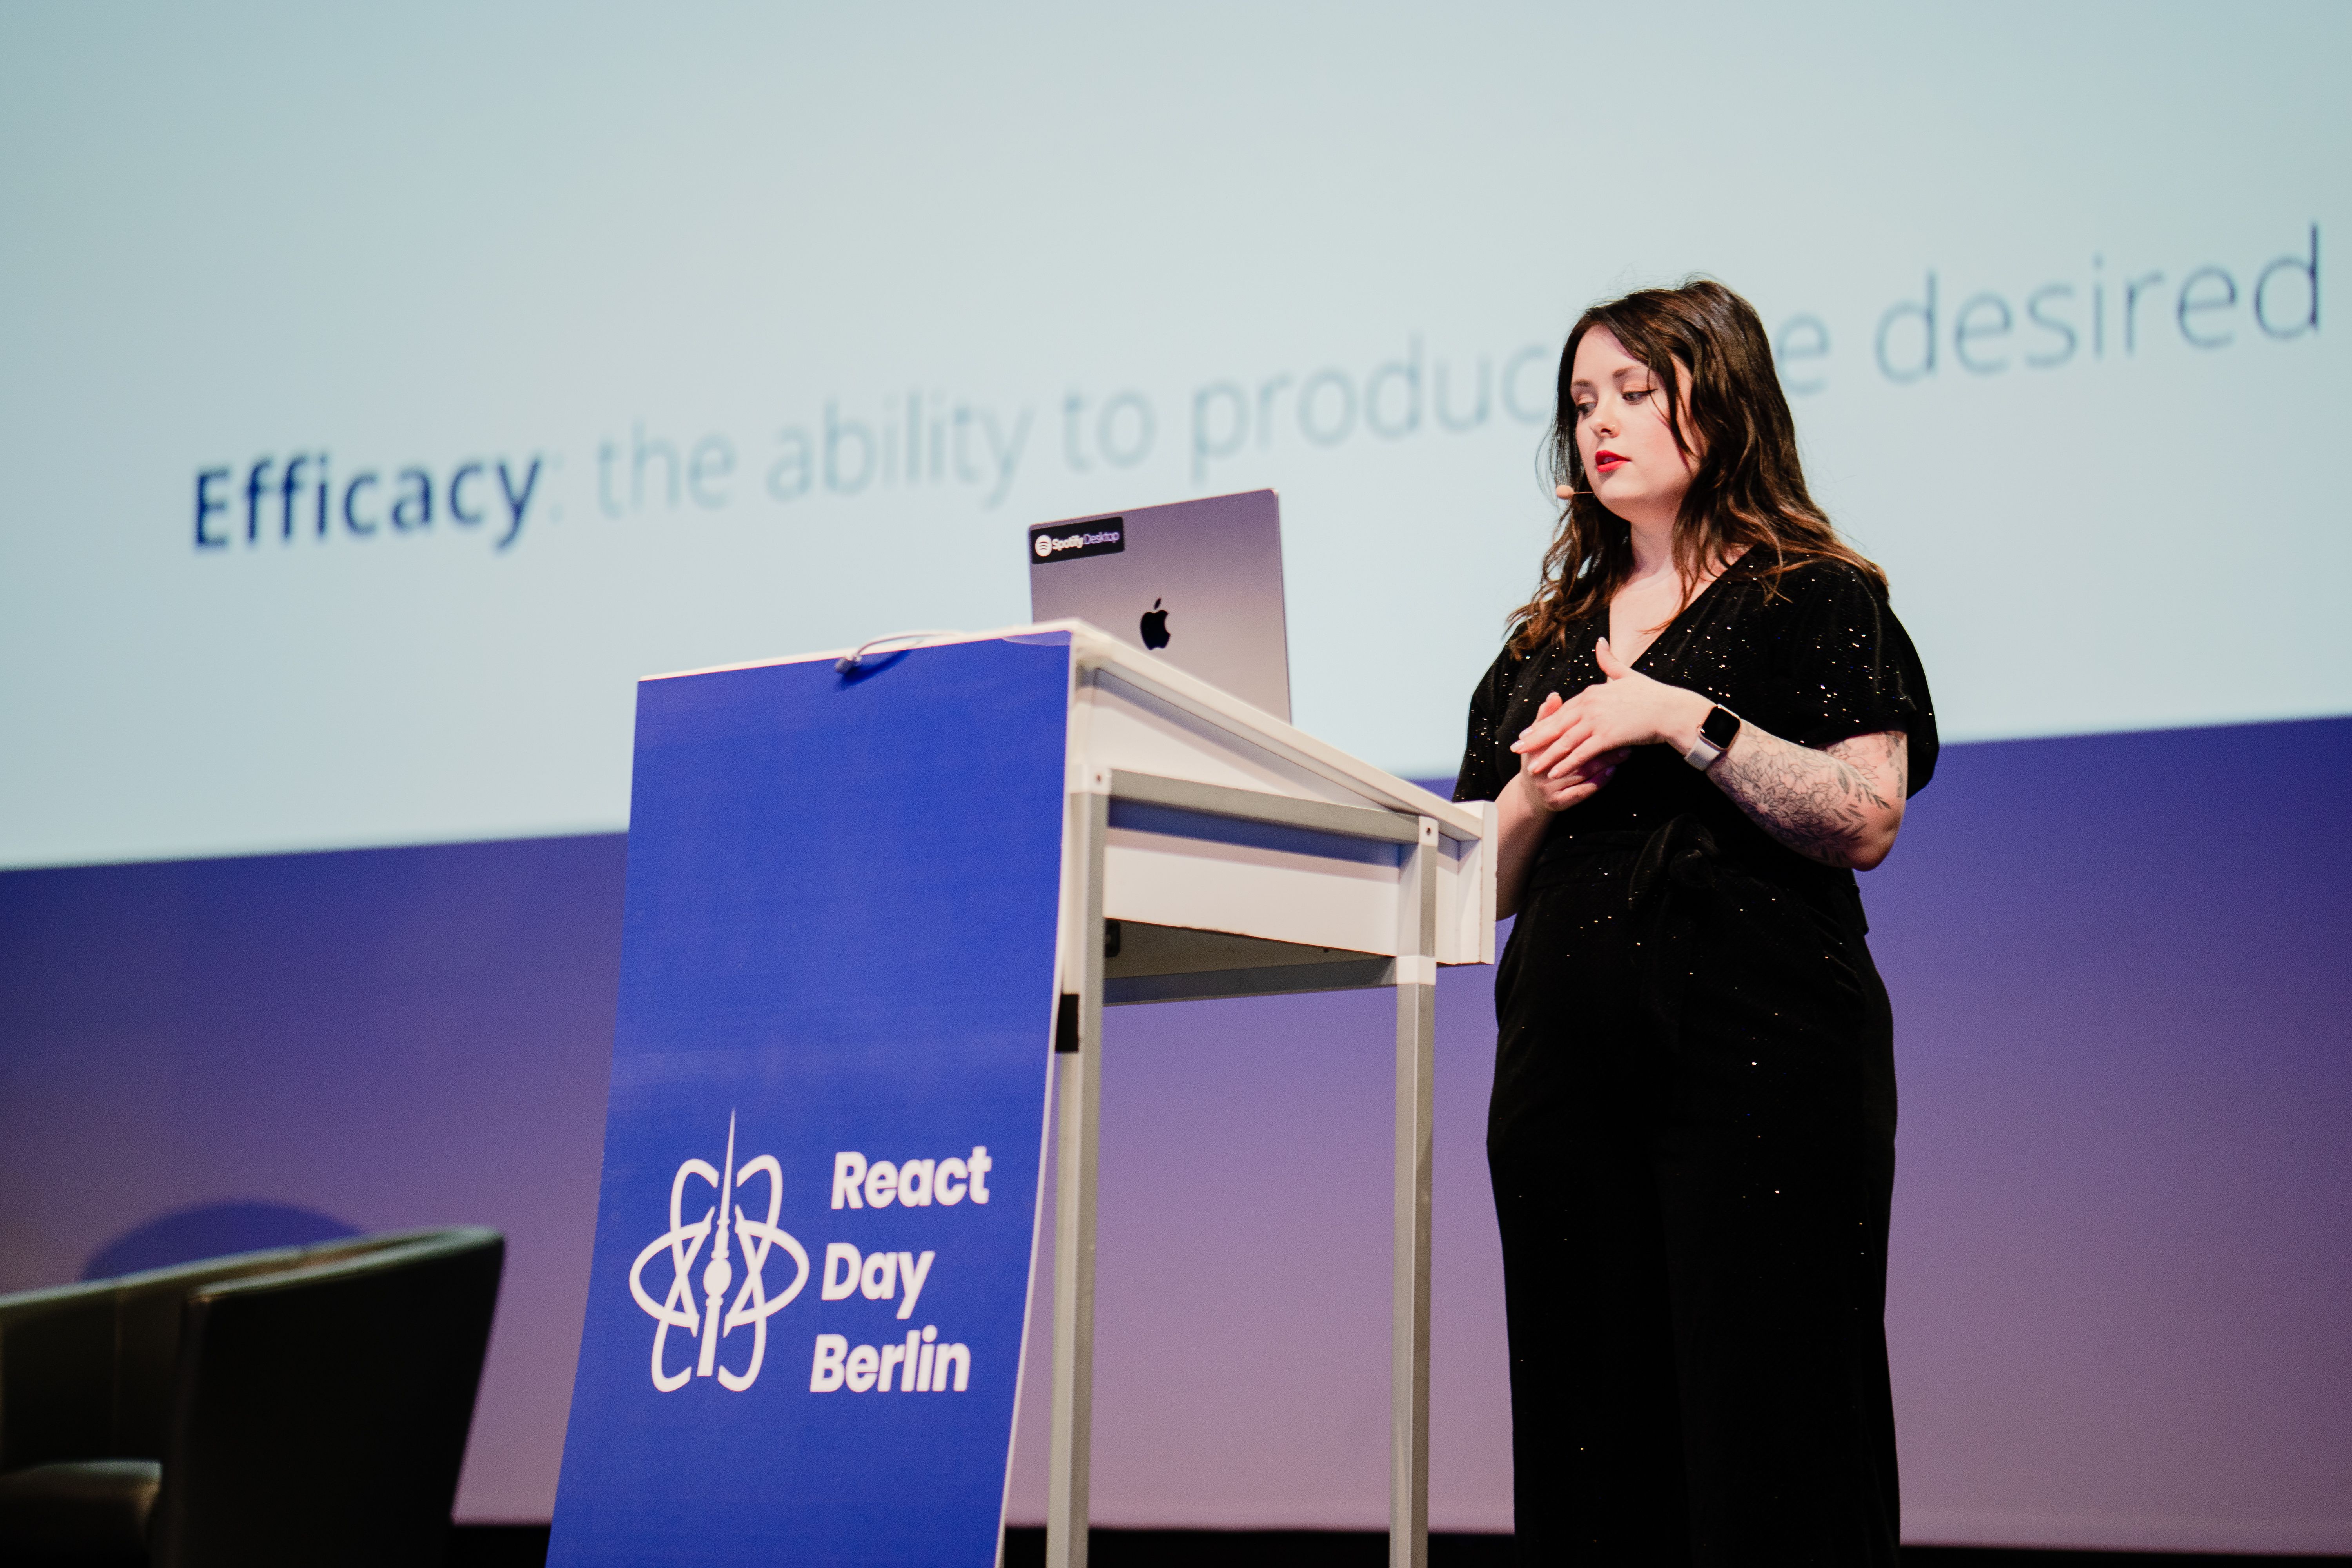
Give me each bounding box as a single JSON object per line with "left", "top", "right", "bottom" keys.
{"left": 1392, "top": 818, "right": 1439, "bottom": 1568}
{"left": 1047, "top": 791, "right": 1108, "bottom": 1568}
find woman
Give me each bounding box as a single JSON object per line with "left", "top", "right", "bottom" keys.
{"left": 1454, "top": 279, "right": 1934, "bottom": 1564}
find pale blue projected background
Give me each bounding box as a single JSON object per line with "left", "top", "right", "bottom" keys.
{"left": 2, "top": 4, "right": 2348, "bottom": 1556}
{"left": 0, "top": 2, "right": 2343, "bottom": 869}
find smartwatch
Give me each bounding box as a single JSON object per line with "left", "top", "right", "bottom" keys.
{"left": 1683, "top": 705, "right": 1742, "bottom": 771}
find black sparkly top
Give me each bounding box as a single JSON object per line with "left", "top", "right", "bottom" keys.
{"left": 1452, "top": 554, "right": 1937, "bottom": 885}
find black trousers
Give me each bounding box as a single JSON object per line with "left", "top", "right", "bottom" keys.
{"left": 1490, "top": 828, "right": 1900, "bottom": 1565}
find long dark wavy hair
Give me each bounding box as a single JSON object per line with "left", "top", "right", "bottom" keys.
{"left": 1506, "top": 278, "right": 1887, "bottom": 655}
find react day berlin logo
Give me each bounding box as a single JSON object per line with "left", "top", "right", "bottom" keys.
{"left": 628, "top": 1113, "right": 811, "bottom": 1392}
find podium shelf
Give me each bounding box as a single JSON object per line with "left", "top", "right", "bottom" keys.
{"left": 1099, "top": 919, "right": 1396, "bottom": 1006}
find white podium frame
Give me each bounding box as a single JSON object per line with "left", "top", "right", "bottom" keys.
{"left": 1033, "top": 622, "right": 1494, "bottom": 1568}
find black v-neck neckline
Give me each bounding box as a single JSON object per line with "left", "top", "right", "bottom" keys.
{"left": 1613, "top": 552, "right": 1755, "bottom": 673}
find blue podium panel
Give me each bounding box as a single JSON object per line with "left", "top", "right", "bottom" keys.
{"left": 548, "top": 637, "right": 1071, "bottom": 1568}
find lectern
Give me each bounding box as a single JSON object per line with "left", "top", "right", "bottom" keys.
{"left": 547, "top": 623, "right": 1494, "bottom": 1568}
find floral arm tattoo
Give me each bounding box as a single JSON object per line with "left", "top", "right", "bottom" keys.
{"left": 1709, "top": 728, "right": 1909, "bottom": 868}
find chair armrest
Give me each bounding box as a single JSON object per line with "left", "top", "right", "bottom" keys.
{"left": 0, "top": 1281, "right": 120, "bottom": 1470}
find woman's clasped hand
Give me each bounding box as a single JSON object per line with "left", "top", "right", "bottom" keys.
{"left": 1507, "top": 636, "right": 1709, "bottom": 814}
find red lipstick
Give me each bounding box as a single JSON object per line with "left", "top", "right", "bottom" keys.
{"left": 1593, "top": 448, "right": 1626, "bottom": 473}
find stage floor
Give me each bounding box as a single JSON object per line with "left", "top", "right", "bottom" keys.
{"left": 446, "top": 1524, "right": 2352, "bottom": 1567}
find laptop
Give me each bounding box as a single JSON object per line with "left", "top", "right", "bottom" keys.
{"left": 1025, "top": 489, "right": 1291, "bottom": 722}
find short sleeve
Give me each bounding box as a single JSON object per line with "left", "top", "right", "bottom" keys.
{"left": 1452, "top": 652, "right": 1511, "bottom": 804}
{"left": 1769, "top": 563, "right": 1939, "bottom": 795}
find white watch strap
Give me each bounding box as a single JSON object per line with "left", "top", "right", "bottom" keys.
{"left": 1683, "top": 734, "right": 1725, "bottom": 771}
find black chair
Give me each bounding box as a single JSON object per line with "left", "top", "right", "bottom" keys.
{"left": 0, "top": 1227, "right": 503, "bottom": 1567}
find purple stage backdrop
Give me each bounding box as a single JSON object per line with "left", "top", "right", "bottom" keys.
{"left": 1, "top": 717, "right": 2346, "bottom": 1552}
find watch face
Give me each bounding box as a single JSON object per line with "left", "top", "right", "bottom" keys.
{"left": 1702, "top": 706, "right": 1743, "bottom": 748}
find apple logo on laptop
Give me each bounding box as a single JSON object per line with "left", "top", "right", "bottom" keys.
{"left": 1140, "top": 598, "right": 1171, "bottom": 651}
